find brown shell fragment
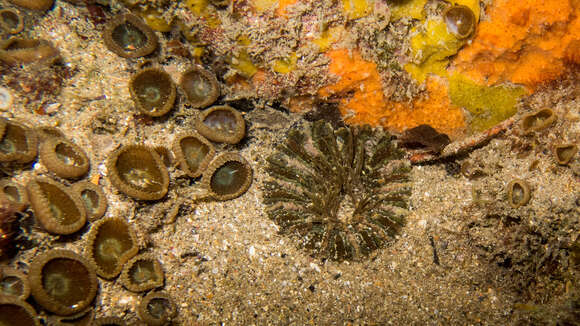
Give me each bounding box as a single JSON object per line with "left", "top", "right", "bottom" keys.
{"left": 120, "top": 253, "right": 164, "bottom": 292}
{"left": 507, "top": 179, "right": 531, "bottom": 208}
{"left": 86, "top": 217, "right": 139, "bottom": 279}
{"left": 106, "top": 145, "right": 169, "bottom": 201}
{"left": 201, "top": 152, "right": 252, "bottom": 201}
{"left": 0, "top": 296, "right": 39, "bottom": 326}
{"left": 0, "top": 267, "right": 30, "bottom": 300}
{"left": 0, "top": 179, "right": 29, "bottom": 212}
{"left": 103, "top": 13, "right": 158, "bottom": 59}
{"left": 26, "top": 177, "right": 87, "bottom": 235}
{"left": 39, "top": 137, "right": 90, "bottom": 179}
{"left": 137, "top": 291, "right": 177, "bottom": 326}
{"left": 0, "top": 38, "right": 59, "bottom": 66}
{"left": 72, "top": 181, "right": 107, "bottom": 221}
{"left": 129, "top": 68, "right": 176, "bottom": 117}
{"left": 179, "top": 65, "right": 220, "bottom": 109}
{"left": 173, "top": 132, "right": 215, "bottom": 178}
{"left": 521, "top": 108, "right": 557, "bottom": 134}
{"left": 195, "top": 105, "right": 245, "bottom": 144}
{"left": 554, "top": 143, "right": 577, "bottom": 165}
{"left": 0, "top": 118, "right": 38, "bottom": 164}
{"left": 28, "top": 249, "right": 97, "bottom": 316}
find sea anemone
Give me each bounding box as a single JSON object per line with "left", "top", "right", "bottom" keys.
{"left": 263, "top": 120, "right": 411, "bottom": 261}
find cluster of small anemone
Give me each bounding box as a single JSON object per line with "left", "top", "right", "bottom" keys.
{"left": 0, "top": 117, "right": 182, "bottom": 325}
{"left": 0, "top": 3, "right": 254, "bottom": 325}
{"left": 100, "top": 12, "right": 253, "bottom": 202}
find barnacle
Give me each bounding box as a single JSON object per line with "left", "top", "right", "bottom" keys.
{"left": 137, "top": 291, "right": 177, "bottom": 326}
{"left": 120, "top": 253, "right": 164, "bottom": 292}
{"left": 129, "top": 68, "right": 176, "bottom": 117}
{"left": 28, "top": 249, "right": 98, "bottom": 316}
{"left": 263, "top": 120, "right": 411, "bottom": 261}
{"left": 0, "top": 9, "right": 24, "bottom": 35}
{"left": 0, "top": 118, "right": 38, "bottom": 164}
{"left": 0, "top": 179, "right": 29, "bottom": 212}
{"left": 86, "top": 217, "right": 139, "bottom": 279}
{"left": 106, "top": 144, "right": 169, "bottom": 201}
{"left": 195, "top": 105, "right": 245, "bottom": 144}
{"left": 0, "top": 38, "right": 59, "bottom": 66}
{"left": 521, "top": 108, "right": 557, "bottom": 134}
{"left": 179, "top": 65, "right": 220, "bottom": 109}
{"left": 201, "top": 152, "right": 253, "bottom": 201}
{"left": 173, "top": 132, "right": 215, "bottom": 178}
{"left": 0, "top": 296, "right": 39, "bottom": 326}
{"left": 39, "top": 137, "right": 90, "bottom": 179}
{"left": 103, "top": 13, "right": 158, "bottom": 59}
{"left": 554, "top": 144, "right": 578, "bottom": 165}
{"left": 507, "top": 179, "right": 531, "bottom": 208}
{"left": 71, "top": 180, "right": 107, "bottom": 221}
{"left": 26, "top": 177, "right": 87, "bottom": 235}
{"left": 0, "top": 267, "right": 29, "bottom": 300}
{"left": 7, "top": 0, "right": 54, "bottom": 11}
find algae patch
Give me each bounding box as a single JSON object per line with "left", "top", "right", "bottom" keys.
{"left": 449, "top": 74, "right": 526, "bottom": 133}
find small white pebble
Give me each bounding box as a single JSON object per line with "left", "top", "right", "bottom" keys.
{"left": 248, "top": 245, "right": 256, "bottom": 257}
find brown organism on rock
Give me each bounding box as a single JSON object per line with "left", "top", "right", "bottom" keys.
{"left": 86, "top": 217, "right": 139, "bottom": 279}
{"left": 120, "top": 253, "right": 164, "bottom": 292}
{"left": 7, "top": 0, "right": 54, "bottom": 11}
{"left": 443, "top": 5, "right": 476, "bottom": 39}
{"left": 39, "top": 137, "right": 90, "bottom": 179}
{"left": 0, "top": 179, "right": 29, "bottom": 212}
{"left": 35, "top": 126, "right": 66, "bottom": 142}
{"left": 129, "top": 67, "right": 176, "bottom": 117}
{"left": 137, "top": 291, "right": 177, "bottom": 326}
{"left": 0, "top": 296, "right": 39, "bottom": 326}
{"left": 26, "top": 177, "right": 87, "bottom": 235}
{"left": 173, "top": 132, "right": 215, "bottom": 178}
{"left": 106, "top": 144, "right": 169, "bottom": 200}
{"left": 521, "top": 108, "right": 557, "bottom": 134}
{"left": 0, "top": 267, "right": 30, "bottom": 300}
{"left": 553, "top": 143, "right": 577, "bottom": 165}
{"left": 103, "top": 13, "right": 158, "bottom": 59}
{"left": 0, "top": 118, "right": 38, "bottom": 164}
{"left": 0, "top": 38, "right": 59, "bottom": 66}
{"left": 195, "top": 105, "right": 246, "bottom": 144}
{"left": 179, "top": 65, "right": 220, "bottom": 109}
{"left": 71, "top": 180, "right": 107, "bottom": 221}
{"left": 0, "top": 201, "right": 17, "bottom": 260}
{"left": 507, "top": 179, "right": 531, "bottom": 208}
{"left": 201, "top": 152, "right": 253, "bottom": 201}
{"left": 28, "top": 249, "right": 98, "bottom": 316}
{"left": 0, "top": 8, "right": 24, "bottom": 35}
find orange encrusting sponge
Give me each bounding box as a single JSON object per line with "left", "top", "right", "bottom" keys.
{"left": 453, "top": 0, "right": 580, "bottom": 90}
{"left": 318, "top": 49, "right": 466, "bottom": 137}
